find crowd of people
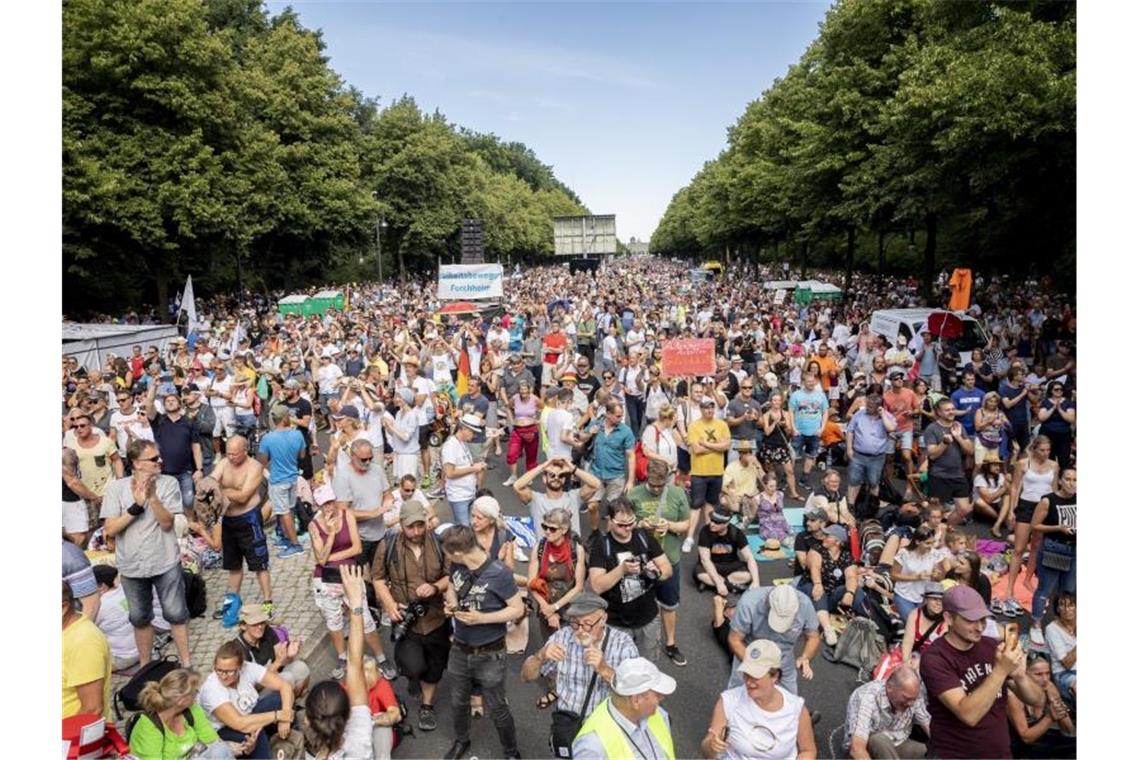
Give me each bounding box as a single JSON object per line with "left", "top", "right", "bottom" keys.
{"left": 61, "top": 256, "right": 1077, "bottom": 759}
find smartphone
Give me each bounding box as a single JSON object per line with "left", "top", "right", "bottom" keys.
{"left": 1005, "top": 623, "right": 1019, "bottom": 649}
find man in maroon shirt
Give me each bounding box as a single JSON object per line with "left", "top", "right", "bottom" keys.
{"left": 919, "top": 586, "right": 1044, "bottom": 759}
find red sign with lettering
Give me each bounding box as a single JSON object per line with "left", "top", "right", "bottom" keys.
{"left": 661, "top": 339, "right": 716, "bottom": 378}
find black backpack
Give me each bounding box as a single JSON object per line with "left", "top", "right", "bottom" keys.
{"left": 183, "top": 570, "right": 207, "bottom": 618}
{"left": 113, "top": 655, "right": 181, "bottom": 719}
{"left": 294, "top": 496, "right": 316, "bottom": 535}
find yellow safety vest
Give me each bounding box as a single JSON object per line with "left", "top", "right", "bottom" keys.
{"left": 575, "top": 698, "right": 675, "bottom": 760}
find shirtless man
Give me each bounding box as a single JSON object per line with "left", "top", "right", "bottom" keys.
{"left": 211, "top": 436, "right": 274, "bottom": 618}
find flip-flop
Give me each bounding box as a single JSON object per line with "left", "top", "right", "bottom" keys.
{"left": 536, "top": 691, "right": 558, "bottom": 710}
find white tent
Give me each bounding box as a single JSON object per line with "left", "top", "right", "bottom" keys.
{"left": 62, "top": 323, "right": 179, "bottom": 373}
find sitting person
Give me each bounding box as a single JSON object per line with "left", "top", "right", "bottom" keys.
{"left": 889, "top": 526, "right": 950, "bottom": 622}
{"left": 695, "top": 507, "right": 760, "bottom": 596}
{"left": 92, "top": 564, "right": 142, "bottom": 672}
{"left": 361, "top": 655, "right": 402, "bottom": 760}
{"left": 129, "top": 668, "right": 242, "bottom": 758}
{"left": 755, "top": 472, "right": 793, "bottom": 543}
{"left": 972, "top": 453, "right": 1011, "bottom": 537}
{"left": 803, "top": 469, "right": 856, "bottom": 529}
{"left": 899, "top": 583, "right": 946, "bottom": 667}
{"left": 711, "top": 591, "right": 740, "bottom": 659}
{"left": 197, "top": 640, "right": 297, "bottom": 758}
{"left": 230, "top": 606, "right": 311, "bottom": 697}
{"left": 1007, "top": 652, "right": 1076, "bottom": 759}
{"left": 843, "top": 665, "right": 930, "bottom": 760}
{"left": 802, "top": 524, "right": 866, "bottom": 646}
{"left": 721, "top": 440, "right": 763, "bottom": 524}
{"left": 62, "top": 581, "right": 112, "bottom": 721}
{"left": 1044, "top": 592, "right": 1076, "bottom": 706}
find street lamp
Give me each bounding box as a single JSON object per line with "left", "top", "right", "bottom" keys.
{"left": 375, "top": 216, "right": 387, "bottom": 284}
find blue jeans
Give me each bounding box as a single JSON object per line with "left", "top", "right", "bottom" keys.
{"left": 1032, "top": 543, "right": 1076, "bottom": 622}
{"left": 217, "top": 690, "right": 281, "bottom": 759}
{"left": 449, "top": 498, "right": 474, "bottom": 526}
{"left": 175, "top": 470, "right": 195, "bottom": 510}
{"left": 895, "top": 595, "right": 920, "bottom": 623}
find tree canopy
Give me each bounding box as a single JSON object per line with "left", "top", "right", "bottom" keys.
{"left": 63, "top": 0, "right": 588, "bottom": 314}
{"left": 649, "top": 0, "right": 1075, "bottom": 295}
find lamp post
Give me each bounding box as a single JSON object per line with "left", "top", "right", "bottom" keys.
{"left": 375, "top": 215, "right": 387, "bottom": 284}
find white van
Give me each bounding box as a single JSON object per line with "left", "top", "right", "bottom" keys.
{"left": 869, "top": 309, "right": 989, "bottom": 366}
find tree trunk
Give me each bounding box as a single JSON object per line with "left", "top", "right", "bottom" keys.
{"left": 800, "top": 240, "right": 808, "bottom": 280}
{"left": 877, "top": 230, "right": 886, "bottom": 286}
{"left": 235, "top": 252, "right": 244, "bottom": 296}
{"left": 155, "top": 269, "right": 169, "bottom": 323}
{"left": 923, "top": 214, "right": 937, "bottom": 306}
{"left": 397, "top": 239, "right": 406, "bottom": 282}
{"left": 844, "top": 227, "right": 855, "bottom": 296}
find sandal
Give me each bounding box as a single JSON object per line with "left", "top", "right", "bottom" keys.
{"left": 470, "top": 697, "right": 484, "bottom": 719}
{"left": 536, "top": 691, "right": 558, "bottom": 710}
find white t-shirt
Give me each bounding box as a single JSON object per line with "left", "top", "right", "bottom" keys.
{"left": 972, "top": 472, "right": 1006, "bottom": 503}
{"left": 544, "top": 408, "right": 576, "bottom": 461}
{"left": 206, "top": 375, "right": 232, "bottom": 410}
{"left": 198, "top": 660, "right": 266, "bottom": 729}
{"left": 442, "top": 435, "right": 476, "bottom": 501}
{"left": 893, "top": 548, "right": 949, "bottom": 604}
{"left": 94, "top": 585, "right": 139, "bottom": 661}
{"left": 386, "top": 410, "right": 420, "bottom": 455}
{"left": 641, "top": 424, "right": 677, "bottom": 470}
{"left": 109, "top": 409, "right": 154, "bottom": 457}
{"left": 311, "top": 704, "right": 372, "bottom": 760}
{"left": 1045, "top": 621, "right": 1076, "bottom": 677}
{"left": 404, "top": 376, "right": 436, "bottom": 424}
{"left": 602, "top": 335, "right": 619, "bottom": 362}
{"left": 317, "top": 363, "right": 344, "bottom": 394}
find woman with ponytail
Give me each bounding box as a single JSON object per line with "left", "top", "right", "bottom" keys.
{"left": 128, "top": 668, "right": 239, "bottom": 758}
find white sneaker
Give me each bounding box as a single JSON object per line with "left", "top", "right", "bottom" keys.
{"left": 1029, "top": 625, "right": 1045, "bottom": 647}
{"left": 514, "top": 545, "right": 529, "bottom": 563}
{"left": 824, "top": 625, "right": 839, "bottom": 647}
{"left": 681, "top": 537, "right": 694, "bottom": 553}
{"left": 502, "top": 475, "right": 517, "bottom": 486}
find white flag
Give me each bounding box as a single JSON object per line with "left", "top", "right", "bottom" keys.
{"left": 178, "top": 276, "right": 199, "bottom": 333}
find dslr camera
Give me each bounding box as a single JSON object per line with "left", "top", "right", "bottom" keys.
{"left": 635, "top": 554, "right": 660, "bottom": 585}
{"left": 391, "top": 601, "right": 428, "bottom": 643}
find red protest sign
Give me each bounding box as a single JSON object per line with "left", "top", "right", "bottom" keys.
{"left": 661, "top": 339, "right": 716, "bottom": 378}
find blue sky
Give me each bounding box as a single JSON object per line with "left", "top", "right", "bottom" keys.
{"left": 271, "top": 1, "right": 831, "bottom": 242}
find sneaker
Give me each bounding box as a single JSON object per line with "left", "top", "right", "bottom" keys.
{"left": 261, "top": 601, "right": 274, "bottom": 620}
{"left": 514, "top": 545, "right": 529, "bottom": 563}
{"left": 665, "top": 645, "right": 688, "bottom": 667}
{"left": 681, "top": 537, "right": 694, "bottom": 553}
{"left": 277, "top": 543, "right": 305, "bottom": 559}
{"left": 798, "top": 477, "right": 810, "bottom": 490}
{"left": 502, "top": 475, "right": 517, "bottom": 486}
{"left": 379, "top": 611, "right": 392, "bottom": 627}
{"left": 443, "top": 740, "right": 470, "bottom": 760}
{"left": 378, "top": 657, "right": 398, "bottom": 681}
{"left": 1029, "top": 625, "right": 1045, "bottom": 647}
{"left": 425, "top": 486, "right": 444, "bottom": 500}
{"left": 824, "top": 624, "right": 839, "bottom": 647}
{"left": 331, "top": 657, "right": 347, "bottom": 681}
{"left": 417, "top": 704, "right": 437, "bottom": 731}
{"left": 1004, "top": 598, "right": 1023, "bottom": 617}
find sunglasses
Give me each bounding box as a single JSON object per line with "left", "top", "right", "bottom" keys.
{"left": 540, "top": 523, "right": 562, "bottom": 533}
{"left": 611, "top": 520, "right": 636, "bottom": 529}
{"left": 137, "top": 455, "right": 162, "bottom": 463}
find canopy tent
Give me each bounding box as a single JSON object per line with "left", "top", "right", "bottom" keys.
{"left": 763, "top": 280, "right": 798, "bottom": 290}
{"left": 62, "top": 323, "right": 179, "bottom": 373}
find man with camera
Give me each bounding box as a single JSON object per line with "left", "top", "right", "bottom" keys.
{"left": 441, "top": 524, "right": 525, "bottom": 760}
{"left": 588, "top": 498, "right": 673, "bottom": 663}
{"left": 520, "top": 592, "right": 640, "bottom": 757}
{"left": 372, "top": 500, "right": 450, "bottom": 732}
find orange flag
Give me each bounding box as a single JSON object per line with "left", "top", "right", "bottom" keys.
{"left": 948, "top": 268, "right": 972, "bottom": 311}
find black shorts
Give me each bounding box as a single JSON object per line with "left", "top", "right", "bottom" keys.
{"left": 221, "top": 509, "right": 270, "bottom": 572}
{"left": 418, "top": 424, "right": 432, "bottom": 448}
{"left": 693, "top": 560, "right": 748, "bottom": 582}
{"left": 395, "top": 621, "right": 452, "bottom": 685}
{"left": 927, "top": 475, "right": 970, "bottom": 501}
{"left": 690, "top": 475, "right": 723, "bottom": 510}
{"left": 1014, "top": 497, "right": 1040, "bottom": 524}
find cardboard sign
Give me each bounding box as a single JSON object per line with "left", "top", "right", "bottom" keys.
{"left": 661, "top": 339, "right": 716, "bottom": 378}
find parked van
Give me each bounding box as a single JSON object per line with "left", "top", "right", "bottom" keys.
{"left": 869, "top": 309, "right": 989, "bottom": 366}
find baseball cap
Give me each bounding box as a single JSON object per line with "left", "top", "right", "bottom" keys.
{"left": 283, "top": 378, "right": 300, "bottom": 390}
{"left": 822, "top": 524, "right": 848, "bottom": 543}
{"left": 700, "top": 397, "right": 716, "bottom": 408}
{"left": 737, "top": 639, "right": 782, "bottom": 678}
{"left": 804, "top": 507, "right": 828, "bottom": 523}
{"left": 396, "top": 387, "right": 415, "bottom": 405}
{"left": 943, "top": 585, "right": 989, "bottom": 621}
{"left": 331, "top": 405, "right": 360, "bottom": 420}
{"left": 270, "top": 404, "right": 292, "bottom": 423}
{"left": 612, "top": 657, "right": 677, "bottom": 697}
{"left": 888, "top": 367, "right": 906, "bottom": 378}
{"left": 710, "top": 507, "right": 734, "bottom": 524}
{"left": 313, "top": 484, "right": 336, "bottom": 506}
{"left": 399, "top": 499, "right": 428, "bottom": 526}
{"left": 768, "top": 584, "right": 799, "bottom": 633}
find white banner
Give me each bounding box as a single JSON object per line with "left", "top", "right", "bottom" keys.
{"left": 177, "top": 275, "right": 200, "bottom": 333}
{"left": 438, "top": 264, "right": 504, "bottom": 300}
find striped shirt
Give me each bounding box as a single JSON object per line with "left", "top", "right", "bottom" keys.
{"left": 540, "top": 626, "right": 639, "bottom": 715}
{"left": 843, "top": 679, "right": 931, "bottom": 753}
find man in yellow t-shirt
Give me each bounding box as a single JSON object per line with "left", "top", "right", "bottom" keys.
{"left": 62, "top": 582, "right": 112, "bottom": 720}
{"left": 721, "top": 440, "right": 763, "bottom": 523}
{"left": 682, "top": 398, "right": 731, "bottom": 553}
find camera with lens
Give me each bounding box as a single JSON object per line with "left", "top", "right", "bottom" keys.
{"left": 391, "top": 601, "right": 427, "bottom": 643}
{"left": 636, "top": 554, "right": 660, "bottom": 584}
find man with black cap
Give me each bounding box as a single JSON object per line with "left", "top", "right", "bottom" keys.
{"left": 373, "top": 499, "right": 450, "bottom": 731}
{"left": 792, "top": 507, "right": 829, "bottom": 583}
{"left": 920, "top": 585, "right": 1043, "bottom": 759}
{"left": 521, "top": 591, "right": 639, "bottom": 750}
{"left": 695, "top": 506, "right": 760, "bottom": 596}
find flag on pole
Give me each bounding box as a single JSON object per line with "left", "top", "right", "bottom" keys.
{"left": 177, "top": 276, "right": 199, "bottom": 335}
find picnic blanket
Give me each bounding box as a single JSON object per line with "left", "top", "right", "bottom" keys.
{"left": 746, "top": 507, "right": 804, "bottom": 562}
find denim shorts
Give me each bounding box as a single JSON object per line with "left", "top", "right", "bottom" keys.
{"left": 791, "top": 434, "right": 820, "bottom": 458}
{"left": 891, "top": 430, "right": 914, "bottom": 451}
{"left": 848, "top": 452, "right": 885, "bottom": 487}
{"left": 655, "top": 563, "right": 681, "bottom": 610}
{"left": 120, "top": 562, "right": 189, "bottom": 627}
{"left": 269, "top": 481, "right": 297, "bottom": 516}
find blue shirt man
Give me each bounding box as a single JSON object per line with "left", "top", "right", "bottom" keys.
{"left": 588, "top": 407, "right": 636, "bottom": 482}
{"left": 950, "top": 373, "right": 985, "bottom": 436}
{"left": 257, "top": 406, "right": 306, "bottom": 556}
{"left": 789, "top": 379, "right": 828, "bottom": 437}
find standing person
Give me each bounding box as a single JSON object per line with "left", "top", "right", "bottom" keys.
{"left": 383, "top": 387, "right": 422, "bottom": 481}
{"left": 502, "top": 380, "right": 541, "bottom": 487}
{"left": 513, "top": 456, "right": 600, "bottom": 539}
{"left": 701, "top": 640, "right": 817, "bottom": 760}
{"left": 914, "top": 329, "right": 942, "bottom": 390}
{"left": 333, "top": 438, "right": 395, "bottom": 573}
{"left": 883, "top": 369, "right": 921, "bottom": 489}
{"left": 1004, "top": 436, "right": 1059, "bottom": 616}
{"left": 588, "top": 499, "right": 673, "bottom": 662}
{"left": 681, "top": 397, "right": 732, "bottom": 553}
{"left": 788, "top": 373, "right": 829, "bottom": 491}
{"left": 441, "top": 525, "right": 525, "bottom": 760}
{"left": 919, "top": 586, "right": 1044, "bottom": 760}
{"left": 1028, "top": 468, "right": 1076, "bottom": 647}
{"left": 67, "top": 412, "right": 124, "bottom": 531}
{"left": 441, "top": 414, "right": 486, "bottom": 526}
{"left": 373, "top": 500, "right": 451, "bottom": 732}
{"left": 627, "top": 459, "right": 692, "bottom": 666}
{"left": 583, "top": 399, "right": 637, "bottom": 535}
{"left": 757, "top": 390, "right": 803, "bottom": 500}
{"left": 727, "top": 584, "right": 821, "bottom": 695}
{"left": 257, "top": 405, "right": 306, "bottom": 559}
{"left": 99, "top": 440, "right": 192, "bottom": 667}
{"left": 109, "top": 389, "right": 154, "bottom": 468}
{"left": 144, "top": 380, "right": 204, "bottom": 510}
{"left": 620, "top": 349, "right": 648, "bottom": 434}
{"left": 457, "top": 375, "right": 490, "bottom": 469}
{"left": 922, "top": 398, "right": 975, "bottom": 526}
{"left": 950, "top": 370, "right": 985, "bottom": 450}
{"left": 542, "top": 320, "right": 569, "bottom": 388}
{"left": 999, "top": 364, "right": 1038, "bottom": 459}
{"left": 394, "top": 358, "right": 435, "bottom": 487}
{"left": 279, "top": 379, "right": 315, "bottom": 480}
{"left": 213, "top": 436, "right": 274, "bottom": 618}
{"left": 182, "top": 384, "right": 217, "bottom": 476}
{"left": 842, "top": 666, "right": 930, "bottom": 760}
{"left": 725, "top": 376, "right": 764, "bottom": 462}
{"left": 572, "top": 657, "right": 677, "bottom": 760}
{"left": 1037, "top": 382, "right": 1076, "bottom": 470}
{"left": 543, "top": 387, "right": 579, "bottom": 462}
{"left": 845, "top": 393, "right": 897, "bottom": 507}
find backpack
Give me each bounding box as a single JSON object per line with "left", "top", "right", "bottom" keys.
{"left": 823, "top": 617, "right": 885, "bottom": 682}
{"left": 293, "top": 496, "right": 316, "bottom": 536}
{"left": 113, "top": 654, "right": 181, "bottom": 719}
{"left": 125, "top": 707, "right": 195, "bottom": 742}
{"left": 183, "top": 570, "right": 207, "bottom": 618}
{"left": 852, "top": 485, "right": 880, "bottom": 521}
{"left": 633, "top": 442, "right": 649, "bottom": 482}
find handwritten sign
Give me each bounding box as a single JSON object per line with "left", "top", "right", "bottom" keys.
{"left": 661, "top": 339, "right": 716, "bottom": 378}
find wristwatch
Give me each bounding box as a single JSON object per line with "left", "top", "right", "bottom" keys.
{"left": 350, "top": 606, "right": 364, "bottom": 616}
{"left": 127, "top": 503, "right": 145, "bottom": 517}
